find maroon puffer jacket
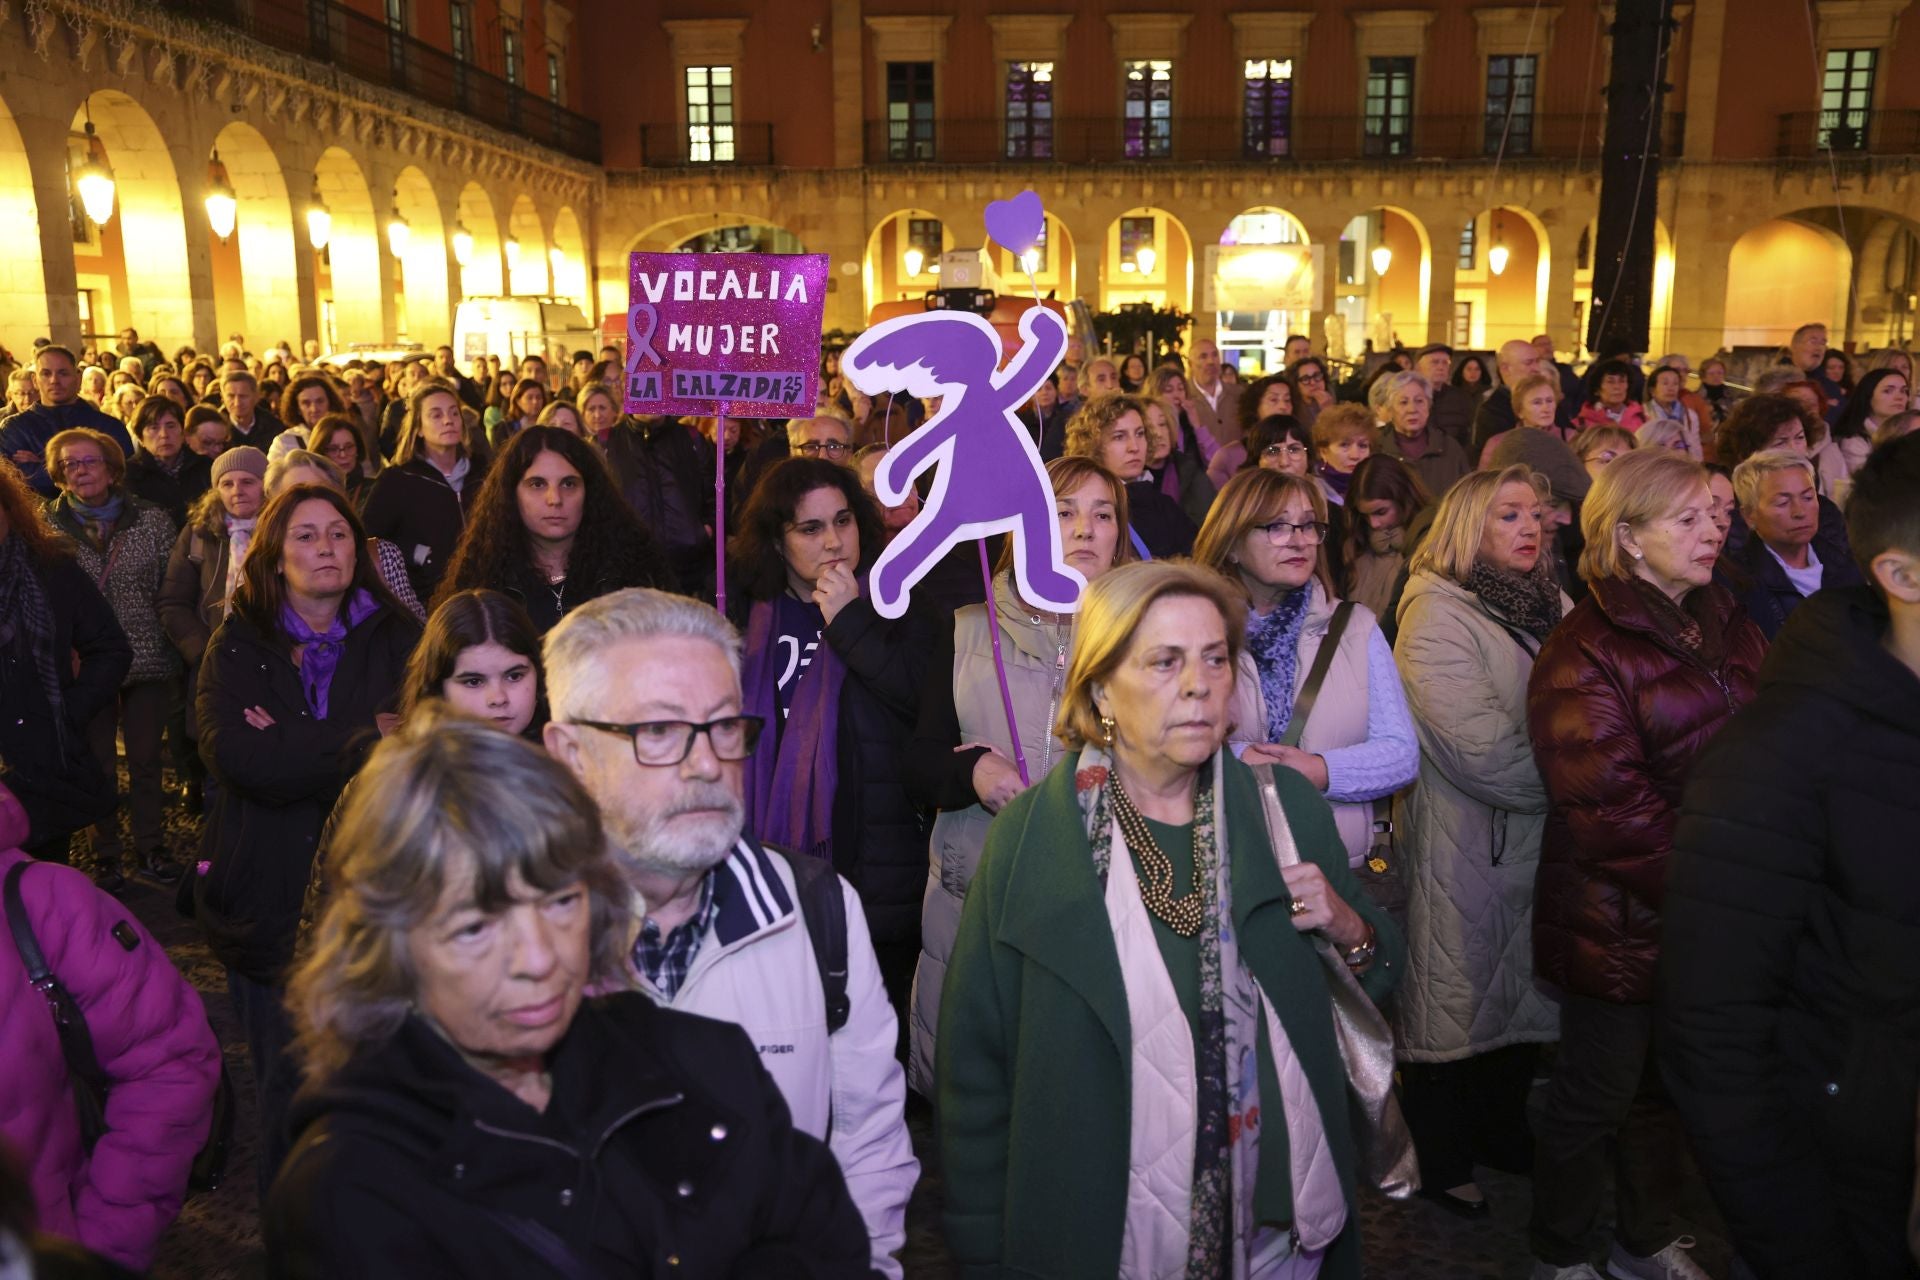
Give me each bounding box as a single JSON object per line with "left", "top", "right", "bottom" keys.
{"left": 1526, "top": 577, "right": 1766, "bottom": 1003}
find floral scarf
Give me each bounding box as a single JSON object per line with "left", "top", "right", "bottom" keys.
{"left": 1076, "top": 745, "right": 1264, "bottom": 1276}
{"left": 1463, "top": 559, "right": 1564, "bottom": 641}
{"left": 1245, "top": 587, "right": 1314, "bottom": 742}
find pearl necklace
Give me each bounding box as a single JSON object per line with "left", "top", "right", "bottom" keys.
{"left": 1107, "top": 775, "right": 1205, "bottom": 938}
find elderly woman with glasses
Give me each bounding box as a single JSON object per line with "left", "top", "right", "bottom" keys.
{"left": 269, "top": 709, "right": 874, "bottom": 1277}
{"left": 1197, "top": 469, "right": 1419, "bottom": 923}
{"left": 939, "top": 559, "right": 1403, "bottom": 1280}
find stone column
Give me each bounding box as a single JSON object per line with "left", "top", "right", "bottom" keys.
{"left": 13, "top": 112, "right": 76, "bottom": 350}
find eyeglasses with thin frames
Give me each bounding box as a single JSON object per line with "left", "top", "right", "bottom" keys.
{"left": 797, "top": 440, "right": 850, "bottom": 457}
{"left": 569, "top": 716, "right": 766, "bottom": 767}
{"left": 1256, "top": 518, "right": 1328, "bottom": 545}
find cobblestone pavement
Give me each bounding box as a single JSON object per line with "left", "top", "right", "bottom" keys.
{"left": 109, "top": 778, "right": 1732, "bottom": 1280}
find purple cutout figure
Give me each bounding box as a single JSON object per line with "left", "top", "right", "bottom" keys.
{"left": 842, "top": 305, "right": 1084, "bottom": 620}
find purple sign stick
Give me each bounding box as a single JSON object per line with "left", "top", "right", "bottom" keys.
{"left": 843, "top": 306, "right": 1083, "bottom": 621}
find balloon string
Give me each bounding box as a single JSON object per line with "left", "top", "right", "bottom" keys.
{"left": 978, "top": 540, "right": 1031, "bottom": 788}
{"left": 714, "top": 407, "right": 729, "bottom": 617}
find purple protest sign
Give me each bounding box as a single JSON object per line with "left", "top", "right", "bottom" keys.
{"left": 624, "top": 252, "right": 829, "bottom": 418}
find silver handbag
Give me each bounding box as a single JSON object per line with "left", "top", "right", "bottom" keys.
{"left": 1255, "top": 765, "right": 1421, "bottom": 1200}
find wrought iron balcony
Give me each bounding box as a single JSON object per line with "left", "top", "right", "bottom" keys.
{"left": 861, "top": 112, "right": 1686, "bottom": 166}
{"left": 148, "top": 0, "right": 601, "bottom": 163}
{"left": 1776, "top": 109, "right": 1920, "bottom": 159}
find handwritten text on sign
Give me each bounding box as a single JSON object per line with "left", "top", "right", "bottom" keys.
{"left": 624, "top": 252, "right": 829, "bottom": 418}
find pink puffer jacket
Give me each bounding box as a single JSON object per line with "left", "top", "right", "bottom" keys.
{"left": 0, "top": 786, "right": 221, "bottom": 1270}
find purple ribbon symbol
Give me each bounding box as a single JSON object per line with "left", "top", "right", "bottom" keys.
{"left": 628, "top": 303, "right": 664, "bottom": 367}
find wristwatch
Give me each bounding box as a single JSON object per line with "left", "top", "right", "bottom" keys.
{"left": 1342, "top": 925, "right": 1378, "bottom": 969}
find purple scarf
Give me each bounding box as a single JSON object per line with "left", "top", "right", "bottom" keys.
{"left": 741, "top": 592, "right": 845, "bottom": 860}
{"left": 1319, "top": 460, "right": 1355, "bottom": 501}
{"left": 281, "top": 589, "right": 378, "bottom": 720}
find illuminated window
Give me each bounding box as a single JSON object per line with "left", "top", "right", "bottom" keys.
{"left": 686, "top": 66, "right": 736, "bottom": 162}
{"left": 449, "top": 2, "right": 470, "bottom": 61}
{"left": 1123, "top": 60, "right": 1173, "bottom": 159}
{"left": 1486, "top": 54, "right": 1536, "bottom": 156}
{"left": 887, "top": 62, "right": 936, "bottom": 161}
{"left": 548, "top": 52, "right": 562, "bottom": 104}
{"left": 503, "top": 28, "right": 521, "bottom": 85}
{"left": 1820, "top": 48, "right": 1876, "bottom": 151}
{"left": 1364, "top": 57, "right": 1414, "bottom": 158}
{"left": 908, "top": 218, "right": 943, "bottom": 261}
{"left": 385, "top": 0, "right": 407, "bottom": 82}
{"left": 1120, "top": 215, "right": 1156, "bottom": 272}
{"left": 1005, "top": 62, "right": 1054, "bottom": 160}
{"left": 1459, "top": 219, "right": 1477, "bottom": 270}
{"left": 1452, "top": 301, "right": 1473, "bottom": 349}
{"left": 1242, "top": 58, "right": 1294, "bottom": 159}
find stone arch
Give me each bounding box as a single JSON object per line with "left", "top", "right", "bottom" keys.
{"left": 1334, "top": 206, "right": 1432, "bottom": 354}
{"left": 1456, "top": 204, "right": 1548, "bottom": 348}
{"left": 393, "top": 165, "right": 449, "bottom": 344}
{"left": 70, "top": 90, "right": 194, "bottom": 348}
{"left": 507, "top": 194, "right": 549, "bottom": 296}
{"left": 863, "top": 209, "right": 955, "bottom": 319}
{"left": 1724, "top": 216, "right": 1851, "bottom": 351}
{"left": 456, "top": 182, "right": 504, "bottom": 298}
{"left": 1210, "top": 207, "right": 1313, "bottom": 374}
{"left": 313, "top": 146, "right": 381, "bottom": 348}
{"left": 207, "top": 121, "right": 298, "bottom": 352}
{"left": 0, "top": 89, "right": 48, "bottom": 355}
{"left": 550, "top": 205, "right": 587, "bottom": 308}
{"left": 1102, "top": 206, "right": 1193, "bottom": 316}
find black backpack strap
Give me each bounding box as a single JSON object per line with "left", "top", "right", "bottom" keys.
{"left": 766, "top": 845, "right": 851, "bottom": 1035}
{"left": 5, "top": 861, "right": 112, "bottom": 1146}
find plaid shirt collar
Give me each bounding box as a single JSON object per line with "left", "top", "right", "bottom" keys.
{"left": 631, "top": 871, "right": 718, "bottom": 1001}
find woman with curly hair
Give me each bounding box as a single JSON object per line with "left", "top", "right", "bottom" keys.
{"left": 434, "top": 426, "right": 674, "bottom": 632}
{"left": 1063, "top": 392, "right": 1196, "bottom": 558}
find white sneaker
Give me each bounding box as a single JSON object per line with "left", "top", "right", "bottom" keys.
{"left": 1606, "top": 1236, "right": 1713, "bottom": 1280}
{"left": 1531, "top": 1264, "right": 1606, "bottom": 1280}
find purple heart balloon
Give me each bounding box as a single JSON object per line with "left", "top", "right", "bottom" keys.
{"left": 983, "top": 189, "right": 1045, "bottom": 257}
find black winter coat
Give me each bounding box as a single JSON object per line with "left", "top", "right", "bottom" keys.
{"left": 823, "top": 598, "right": 933, "bottom": 947}
{"left": 124, "top": 450, "right": 211, "bottom": 528}
{"left": 194, "top": 604, "right": 420, "bottom": 984}
{"left": 265, "top": 994, "right": 874, "bottom": 1280}
{"left": 361, "top": 455, "right": 476, "bottom": 603}
{"left": 0, "top": 555, "right": 129, "bottom": 846}
{"left": 1720, "top": 524, "right": 1864, "bottom": 640}
{"left": 603, "top": 417, "right": 715, "bottom": 578}
{"left": 1660, "top": 586, "right": 1920, "bottom": 1279}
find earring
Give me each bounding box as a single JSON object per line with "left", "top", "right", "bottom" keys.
{"left": 1632, "top": 550, "right": 1645, "bottom": 561}
{"left": 1100, "top": 714, "right": 1116, "bottom": 744}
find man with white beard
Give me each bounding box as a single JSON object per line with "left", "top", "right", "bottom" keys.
{"left": 543, "top": 590, "right": 918, "bottom": 1278}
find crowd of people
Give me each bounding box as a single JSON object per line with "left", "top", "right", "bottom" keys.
{"left": 0, "top": 316, "right": 1916, "bottom": 1280}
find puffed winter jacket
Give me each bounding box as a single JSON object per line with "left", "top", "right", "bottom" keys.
{"left": 45, "top": 491, "right": 180, "bottom": 686}
{"left": 1527, "top": 576, "right": 1765, "bottom": 1004}
{"left": 0, "top": 786, "right": 222, "bottom": 1271}
{"left": 1391, "top": 569, "right": 1565, "bottom": 1062}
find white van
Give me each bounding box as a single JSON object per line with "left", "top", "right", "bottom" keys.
{"left": 451, "top": 296, "right": 599, "bottom": 369}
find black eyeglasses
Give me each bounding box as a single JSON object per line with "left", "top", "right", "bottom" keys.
{"left": 1256, "top": 518, "right": 1328, "bottom": 545}
{"left": 570, "top": 716, "right": 765, "bottom": 766}
{"left": 797, "top": 440, "right": 850, "bottom": 457}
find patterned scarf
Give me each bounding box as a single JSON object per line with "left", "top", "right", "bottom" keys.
{"left": 0, "top": 535, "right": 66, "bottom": 752}
{"left": 1245, "top": 587, "right": 1313, "bottom": 742}
{"left": 1463, "top": 559, "right": 1564, "bottom": 641}
{"left": 280, "top": 588, "right": 378, "bottom": 720}
{"left": 1626, "top": 576, "right": 1727, "bottom": 667}
{"left": 1076, "top": 746, "right": 1263, "bottom": 1276}
{"left": 224, "top": 514, "right": 256, "bottom": 606}
{"left": 66, "top": 491, "right": 124, "bottom": 552}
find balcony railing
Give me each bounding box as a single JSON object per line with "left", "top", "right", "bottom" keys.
{"left": 1776, "top": 109, "right": 1920, "bottom": 159}
{"left": 862, "top": 112, "right": 1685, "bottom": 166}
{"left": 148, "top": 0, "right": 601, "bottom": 163}
{"left": 638, "top": 122, "right": 777, "bottom": 167}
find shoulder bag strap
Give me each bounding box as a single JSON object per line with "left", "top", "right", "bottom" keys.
{"left": 5, "top": 861, "right": 113, "bottom": 1146}
{"left": 1278, "top": 599, "right": 1356, "bottom": 749}
{"left": 3, "top": 861, "right": 50, "bottom": 981}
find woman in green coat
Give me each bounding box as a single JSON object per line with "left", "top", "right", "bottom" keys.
{"left": 937, "top": 560, "right": 1404, "bottom": 1279}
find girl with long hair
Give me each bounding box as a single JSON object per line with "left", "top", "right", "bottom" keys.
{"left": 435, "top": 426, "right": 673, "bottom": 632}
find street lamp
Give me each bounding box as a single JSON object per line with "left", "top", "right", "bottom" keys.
{"left": 1489, "top": 214, "right": 1510, "bottom": 276}
{"left": 204, "top": 150, "right": 236, "bottom": 242}
{"left": 1370, "top": 244, "right": 1393, "bottom": 276}
{"left": 386, "top": 206, "right": 410, "bottom": 258}
{"left": 451, "top": 222, "right": 473, "bottom": 267}
{"left": 902, "top": 246, "right": 924, "bottom": 277}
{"left": 1135, "top": 246, "right": 1157, "bottom": 275}
{"left": 74, "top": 120, "right": 116, "bottom": 227}
{"left": 1020, "top": 248, "right": 1041, "bottom": 274}
{"left": 306, "top": 184, "right": 331, "bottom": 252}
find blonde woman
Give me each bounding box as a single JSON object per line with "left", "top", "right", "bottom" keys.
{"left": 904, "top": 456, "right": 1134, "bottom": 1096}
{"left": 939, "top": 559, "right": 1401, "bottom": 1279}
{"left": 1063, "top": 392, "right": 1195, "bottom": 557}
{"left": 1392, "top": 464, "right": 1569, "bottom": 1221}
{"left": 1197, "top": 468, "right": 1419, "bottom": 917}
{"left": 1373, "top": 370, "right": 1472, "bottom": 498}
{"left": 1141, "top": 392, "right": 1216, "bottom": 526}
